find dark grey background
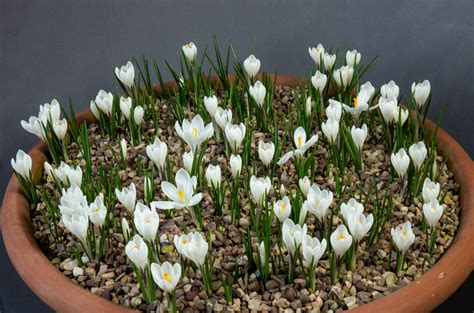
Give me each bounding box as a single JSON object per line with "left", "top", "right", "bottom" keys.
{"left": 0, "top": 0, "right": 472, "bottom": 312}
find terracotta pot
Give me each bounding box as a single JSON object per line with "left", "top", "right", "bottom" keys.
{"left": 2, "top": 75, "right": 473, "bottom": 312}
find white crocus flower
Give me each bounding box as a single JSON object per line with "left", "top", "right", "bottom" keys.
{"left": 92, "top": 90, "right": 114, "bottom": 116}
{"left": 323, "top": 53, "right": 336, "bottom": 71}
{"left": 55, "top": 162, "right": 82, "bottom": 187}
{"left": 311, "top": 71, "right": 327, "bottom": 95}
{"left": 115, "top": 61, "right": 135, "bottom": 88}
{"left": 273, "top": 196, "right": 291, "bottom": 223}
{"left": 120, "top": 138, "right": 127, "bottom": 160}
{"left": 115, "top": 183, "right": 137, "bottom": 215}
{"left": 183, "top": 150, "right": 194, "bottom": 173}
{"left": 173, "top": 233, "right": 191, "bottom": 255}
{"left": 38, "top": 99, "right": 61, "bottom": 125}
{"left": 11, "top": 149, "right": 32, "bottom": 180}
{"left": 339, "top": 82, "right": 375, "bottom": 117}
{"left": 302, "top": 235, "right": 327, "bottom": 265}
{"left": 63, "top": 212, "right": 89, "bottom": 243}
{"left": 205, "top": 164, "right": 222, "bottom": 188}
{"left": 409, "top": 141, "right": 427, "bottom": 171}
{"left": 230, "top": 154, "right": 242, "bottom": 179}
{"left": 422, "top": 177, "right": 440, "bottom": 203}
{"left": 380, "top": 80, "right": 400, "bottom": 99}
{"left": 21, "top": 116, "right": 45, "bottom": 140}
{"left": 305, "top": 185, "right": 333, "bottom": 222}
{"left": 53, "top": 119, "right": 68, "bottom": 141}
{"left": 133, "top": 106, "right": 144, "bottom": 126}
{"left": 321, "top": 118, "right": 339, "bottom": 144}
{"left": 214, "top": 107, "right": 232, "bottom": 130}
{"left": 299, "top": 203, "right": 308, "bottom": 225}
{"left": 391, "top": 221, "right": 415, "bottom": 253}
{"left": 282, "top": 219, "right": 307, "bottom": 256}
{"left": 151, "top": 261, "right": 181, "bottom": 293}
{"left": 346, "top": 49, "right": 361, "bottom": 67}
{"left": 395, "top": 106, "right": 409, "bottom": 126}
{"left": 204, "top": 95, "right": 218, "bottom": 118}
{"left": 250, "top": 175, "right": 272, "bottom": 207}
{"left": 175, "top": 115, "right": 214, "bottom": 152}
{"left": 411, "top": 80, "right": 431, "bottom": 108}
{"left": 391, "top": 148, "right": 410, "bottom": 179}
{"left": 146, "top": 138, "right": 168, "bottom": 170}
{"left": 90, "top": 101, "right": 100, "bottom": 119}
{"left": 258, "top": 241, "right": 267, "bottom": 265}
{"left": 423, "top": 199, "right": 444, "bottom": 228}
{"left": 305, "top": 97, "right": 313, "bottom": 116}
{"left": 308, "top": 44, "right": 325, "bottom": 66}
{"left": 351, "top": 124, "right": 368, "bottom": 151}
{"left": 326, "top": 100, "right": 342, "bottom": 122}
{"left": 134, "top": 202, "right": 160, "bottom": 242}
{"left": 277, "top": 127, "right": 318, "bottom": 165}
{"left": 58, "top": 184, "right": 88, "bottom": 217}
{"left": 340, "top": 198, "right": 364, "bottom": 224}
{"left": 333, "top": 66, "right": 354, "bottom": 89}
{"left": 348, "top": 212, "right": 373, "bottom": 242}
{"left": 182, "top": 42, "right": 197, "bottom": 63}
{"left": 153, "top": 169, "right": 201, "bottom": 210}
{"left": 125, "top": 234, "right": 149, "bottom": 270}
{"left": 249, "top": 81, "right": 266, "bottom": 108}
{"left": 120, "top": 97, "right": 132, "bottom": 120}
{"left": 330, "top": 225, "right": 353, "bottom": 258}
{"left": 181, "top": 232, "right": 208, "bottom": 267}
{"left": 243, "top": 54, "right": 261, "bottom": 78}
{"left": 378, "top": 96, "right": 398, "bottom": 124}
{"left": 299, "top": 176, "right": 311, "bottom": 196}
{"left": 88, "top": 194, "right": 107, "bottom": 227}
{"left": 44, "top": 161, "right": 55, "bottom": 182}
{"left": 258, "top": 141, "right": 275, "bottom": 167}
{"left": 225, "top": 123, "right": 246, "bottom": 152}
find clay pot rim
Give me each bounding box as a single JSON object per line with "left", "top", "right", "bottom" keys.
{"left": 2, "top": 75, "right": 473, "bottom": 312}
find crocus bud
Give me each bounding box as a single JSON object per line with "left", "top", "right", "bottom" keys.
{"left": 411, "top": 80, "right": 431, "bottom": 108}
{"left": 151, "top": 262, "right": 181, "bottom": 293}
{"left": 273, "top": 196, "right": 291, "bottom": 223}
{"left": 229, "top": 154, "right": 242, "bottom": 179}
{"left": 225, "top": 123, "right": 246, "bottom": 152}
{"left": 115, "top": 183, "right": 137, "bottom": 214}
{"left": 306, "top": 185, "right": 333, "bottom": 222}
{"left": 395, "top": 106, "right": 409, "bottom": 126}
{"left": 115, "top": 61, "right": 135, "bottom": 88}
{"left": 323, "top": 53, "right": 336, "bottom": 71}
{"left": 380, "top": 80, "right": 400, "bottom": 99}
{"left": 308, "top": 44, "right": 325, "bottom": 66}
{"left": 182, "top": 42, "right": 197, "bottom": 63}
{"left": 93, "top": 90, "right": 114, "bottom": 116}
{"left": 204, "top": 95, "right": 218, "bottom": 118}
{"left": 120, "top": 97, "right": 132, "bottom": 120}
{"left": 250, "top": 176, "right": 271, "bottom": 207}
{"left": 408, "top": 141, "right": 427, "bottom": 171}
{"left": 63, "top": 212, "right": 89, "bottom": 244}
{"left": 282, "top": 219, "right": 307, "bottom": 255}
{"left": 243, "top": 54, "right": 261, "bottom": 79}
{"left": 340, "top": 198, "right": 364, "bottom": 224}
{"left": 333, "top": 66, "right": 354, "bottom": 89}
{"left": 422, "top": 177, "right": 440, "bottom": 203}
{"left": 88, "top": 194, "right": 107, "bottom": 227}
{"left": 305, "top": 97, "right": 313, "bottom": 116}
{"left": 311, "top": 71, "right": 327, "bottom": 95}
{"left": 182, "top": 150, "right": 194, "bottom": 173}
{"left": 378, "top": 96, "right": 398, "bottom": 124}
{"left": 214, "top": 107, "right": 232, "bottom": 130}
{"left": 351, "top": 124, "right": 368, "bottom": 151}
{"left": 299, "top": 176, "right": 311, "bottom": 196}
{"left": 326, "top": 100, "right": 342, "bottom": 122}
{"left": 391, "top": 221, "right": 415, "bottom": 253}
{"left": 44, "top": 161, "right": 55, "bottom": 181}
{"left": 134, "top": 106, "right": 144, "bottom": 126}
{"left": 299, "top": 202, "right": 308, "bottom": 225}
{"left": 205, "top": 164, "right": 222, "bottom": 188}
{"left": 258, "top": 241, "right": 266, "bottom": 265}
{"left": 330, "top": 225, "right": 352, "bottom": 258}
{"left": 348, "top": 212, "right": 373, "bottom": 242}
{"left": 181, "top": 232, "right": 208, "bottom": 267}
{"left": 38, "top": 99, "right": 61, "bottom": 125}
{"left": 122, "top": 218, "right": 130, "bottom": 241}
{"left": 53, "top": 119, "right": 68, "bottom": 141}
{"left": 321, "top": 118, "right": 339, "bottom": 144}
{"left": 346, "top": 49, "right": 361, "bottom": 67}
{"left": 120, "top": 138, "right": 128, "bottom": 160}
{"left": 134, "top": 202, "right": 160, "bottom": 242}
{"left": 391, "top": 148, "right": 410, "bottom": 179}
{"left": 144, "top": 175, "right": 153, "bottom": 202}
{"left": 423, "top": 199, "right": 444, "bottom": 228}
{"left": 249, "top": 81, "right": 266, "bottom": 108}
{"left": 125, "top": 234, "right": 149, "bottom": 270}
{"left": 11, "top": 149, "right": 32, "bottom": 180}
{"left": 258, "top": 140, "right": 275, "bottom": 167}
{"left": 302, "top": 235, "right": 327, "bottom": 265}
{"left": 146, "top": 137, "right": 168, "bottom": 170}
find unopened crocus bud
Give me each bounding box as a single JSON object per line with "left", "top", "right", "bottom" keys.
{"left": 115, "top": 61, "right": 135, "bottom": 88}
{"left": 229, "top": 154, "right": 242, "bottom": 179}
{"left": 182, "top": 42, "right": 197, "bottom": 63}
{"left": 243, "top": 54, "right": 261, "bottom": 79}
{"left": 411, "top": 80, "right": 431, "bottom": 108}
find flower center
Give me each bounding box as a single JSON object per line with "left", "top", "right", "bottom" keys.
{"left": 402, "top": 230, "right": 407, "bottom": 237}
{"left": 178, "top": 188, "right": 186, "bottom": 201}
{"left": 192, "top": 127, "right": 198, "bottom": 137}
{"left": 92, "top": 206, "right": 100, "bottom": 214}
{"left": 353, "top": 97, "right": 359, "bottom": 108}
{"left": 297, "top": 136, "right": 302, "bottom": 147}
{"left": 181, "top": 239, "right": 187, "bottom": 245}
{"left": 163, "top": 271, "right": 171, "bottom": 283}
{"left": 315, "top": 199, "right": 321, "bottom": 206}
{"left": 338, "top": 234, "right": 346, "bottom": 240}
{"left": 280, "top": 203, "right": 286, "bottom": 211}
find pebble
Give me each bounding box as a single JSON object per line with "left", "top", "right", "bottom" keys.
{"left": 344, "top": 296, "right": 357, "bottom": 309}
{"left": 72, "top": 267, "right": 84, "bottom": 277}
{"left": 382, "top": 272, "right": 398, "bottom": 287}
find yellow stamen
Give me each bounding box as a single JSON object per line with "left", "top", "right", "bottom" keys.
{"left": 315, "top": 199, "right": 321, "bottom": 206}
{"left": 280, "top": 203, "right": 286, "bottom": 212}
{"left": 338, "top": 234, "right": 346, "bottom": 240}
{"left": 133, "top": 245, "right": 139, "bottom": 250}
{"left": 92, "top": 206, "right": 100, "bottom": 214}
{"left": 402, "top": 230, "right": 407, "bottom": 237}
{"left": 353, "top": 97, "right": 359, "bottom": 108}
{"left": 297, "top": 136, "right": 302, "bottom": 147}
{"left": 178, "top": 188, "right": 185, "bottom": 201}
{"left": 181, "top": 239, "right": 187, "bottom": 244}
{"left": 192, "top": 127, "right": 198, "bottom": 137}
{"left": 163, "top": 271, "right": 171, "bottom": 283}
